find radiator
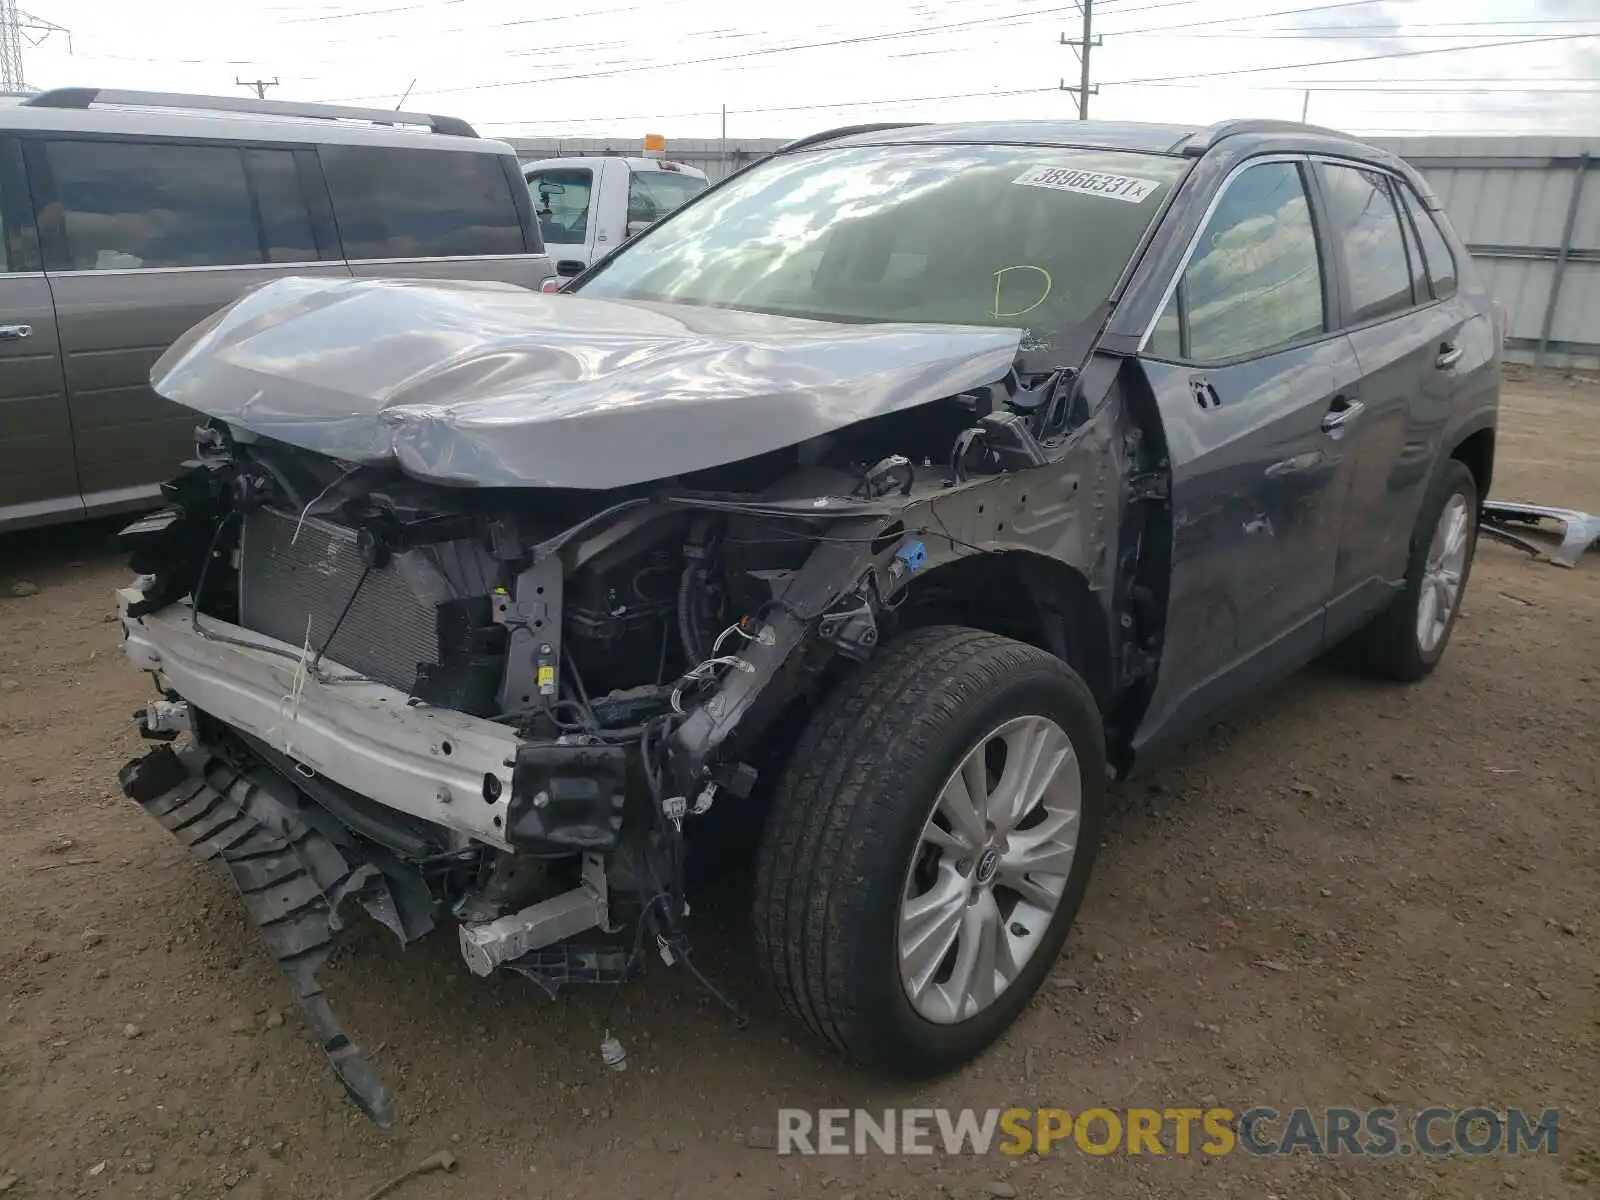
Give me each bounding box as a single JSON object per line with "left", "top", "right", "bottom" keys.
{"left": 237, "top": 508, "right": 440, "bottom": 691}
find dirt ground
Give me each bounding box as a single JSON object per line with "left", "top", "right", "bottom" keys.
{"left": 1, "top": 368, "right": 1596, "bottom": 1200}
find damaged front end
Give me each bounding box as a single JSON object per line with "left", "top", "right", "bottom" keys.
{"left": 114, "top": 282, "right": 1148, "bottom": 1123}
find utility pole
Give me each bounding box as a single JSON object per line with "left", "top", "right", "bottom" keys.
{"left": 1301, "top": 89, "right": 1312, "bottom": 122}
{"left": 235, "top": 75, "right": 279, "bottom": 100}
{"left": 1, "top": 0, "right": 71, "bottom": 95}
{"left": 1059, "top": 0, "right": 1099, "bottom": 121}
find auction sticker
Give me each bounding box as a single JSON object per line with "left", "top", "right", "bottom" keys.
{"left": 1013, "top": 165, "right": 1160, "bottom": 203}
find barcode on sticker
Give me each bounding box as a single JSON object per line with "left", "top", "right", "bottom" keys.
{"left": 1013, "top": 166, "right": 1160, "bottom": 203}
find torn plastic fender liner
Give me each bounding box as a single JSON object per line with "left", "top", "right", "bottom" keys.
{"left": 148, "top": 276, "right": 1023, "bottom": 490}
{"left": 118, "top": 743, "right": 435, "bottom": 1127}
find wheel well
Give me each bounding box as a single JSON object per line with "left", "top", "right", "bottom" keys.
{"left": 890, "top": 551, "right": 1114, "bottom": 711}
{"left": 1451, "top": 427, "right": 1495, "bottom": 501}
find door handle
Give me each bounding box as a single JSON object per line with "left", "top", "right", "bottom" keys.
{"left": 1436, "top": 342, "right": 1464, "bottom": 370}
{"left": 0, "top": 324, "right": 32, "bottom": 341}
{"left": 1321, "top": 397, "right": 1366, "bottom": 434}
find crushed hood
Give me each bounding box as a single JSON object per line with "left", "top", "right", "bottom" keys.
{"left": 151, "top": 276, "right": 1023, "bottom": 489}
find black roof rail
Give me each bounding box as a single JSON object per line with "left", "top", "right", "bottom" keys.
{"left": 1173, "top": 118, "right": 1353, "bottom": 157}
{"left": 776, "top": 122, "right": 929, "bottom": 155}
{"left": 21, "top": 87, "right": 479, "bottom": 138}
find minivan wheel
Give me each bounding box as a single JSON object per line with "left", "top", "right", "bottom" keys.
{"left": 1354, "top": 458, "right": 1479, "bottom": 682}
{"left": 752, "top": 626, "right": 1106, "bottom": 1076}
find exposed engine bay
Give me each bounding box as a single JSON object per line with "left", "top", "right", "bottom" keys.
{"left": 114, "top": 282, "right": 1168, "bottom": 1126}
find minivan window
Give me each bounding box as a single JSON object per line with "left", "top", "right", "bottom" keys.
{"left": 1151, "top": 160, "right": 1324, "bottom": 363}
{"left": 578, "top": 144, "right": 1190, "bottom": 360}
{"left": 243, "top": 148, "right": 318, "bottom": 263}
{"left": 627, "top": 169, "right": 705, "bottom": 225}
{"left": 46, "top": 140, "right": 262, "bottom": 271}
{"left": 1396, "top": 182, "right": 1457, "bottom": 300}
{"left": 527, "top": 168, "right": 593, "bottom": 246}
{"left": 321, "top": 146, "right": 525, "bottom": 260}
{"left": 1319, "top": 162, "right": 1414, "bottom": 324}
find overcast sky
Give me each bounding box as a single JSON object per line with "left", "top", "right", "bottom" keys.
{"left": 17, "top": 0, "right": 1600, "bottom": 143}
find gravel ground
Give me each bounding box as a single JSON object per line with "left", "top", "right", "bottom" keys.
{"left": 0, "top": 367, "right": 1595, "bottom": 1200}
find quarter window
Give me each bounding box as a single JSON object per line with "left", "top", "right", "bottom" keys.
{"left": 1396, "top": 182, "right": 1457, "bottom": 299}
{"left": 1318, "top": 162, "right": 1414, "bottom": 324}
{"left": 1151, "top": 160, "right": 1325, "bottom": 363}
{"left": 321, "top": 146, "right": 526, "bottom": 260}
{"left": 46, "top": 140, "right": 263, "bottom": 271}
{"left": 527, "top": 168, "right": 593, "bottom": 246}
{"left": 1394, "top": 176, "right": 1426, "bottom": 305}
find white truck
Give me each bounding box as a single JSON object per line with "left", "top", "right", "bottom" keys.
{"left": 523, "top": 137, "right": 709, "bottom": 280}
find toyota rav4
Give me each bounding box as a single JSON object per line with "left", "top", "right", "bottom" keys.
{"left": 113, "top": 118, "right": 1498, "bottom": 1124}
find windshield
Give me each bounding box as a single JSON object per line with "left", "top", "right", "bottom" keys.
{"left": 577, "top": 143, "right": 1189, "bottom": 355}
{"left": 526, "top": 167, "right": 593, "bottom": 246}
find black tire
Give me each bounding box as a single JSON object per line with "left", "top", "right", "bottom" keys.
{"left": 1352, "top": 458, "right": 1479, "bottom": 682}
{"left": 752, "top": 626, "right": 1106, "bottom": 1077}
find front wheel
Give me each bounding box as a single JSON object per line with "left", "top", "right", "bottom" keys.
{"left": 752, "top": 626, "right": 1106, "bottom": 1076}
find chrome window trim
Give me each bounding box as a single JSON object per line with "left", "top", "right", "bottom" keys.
{"left": 344, "top": 253, "right": 547, "bottom": 266}
{"left": 44, "top": 253, "right": 544, "bottom": 278}
{"left": 46, "top": 260, "right": 330, "bottom": 279}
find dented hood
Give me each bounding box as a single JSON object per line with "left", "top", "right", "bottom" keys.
{"left": 151, "top": 276, "right": 1023, "bottom": 489}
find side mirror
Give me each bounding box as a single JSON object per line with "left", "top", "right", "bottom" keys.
{"left": 626, "top": 219, "right": 652, "bottom": 239}
{"left": 555, "top": 259, "right": 585, "bottom": 278}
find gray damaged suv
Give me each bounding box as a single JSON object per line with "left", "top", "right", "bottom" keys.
{"left": 114, "top": 119, "right": 1497, "bottom": 1123}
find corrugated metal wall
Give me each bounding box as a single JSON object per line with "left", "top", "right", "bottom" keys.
{"left": 508, "top": 131, "right": 1600, "bottom": 368}
{"left": 1374, "top": 137, "right": 1600, "bottom": 369}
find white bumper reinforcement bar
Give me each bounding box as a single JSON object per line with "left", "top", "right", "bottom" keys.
{"left": 118, "top": 588, "right": 519, "bottom": 850}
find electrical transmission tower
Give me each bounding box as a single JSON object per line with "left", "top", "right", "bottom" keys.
{"left": 1059, "top": 0, "right": 1100, "bottom": 120}
{"left": 236, "top": 76, "right": 280, "bottom": 99}
{"left": 1, "top": 0, "right": 70, "bottom": 94}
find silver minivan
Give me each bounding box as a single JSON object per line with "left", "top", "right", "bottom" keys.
{"left": 0, "top": 87, "right": 553, "bottom": 532}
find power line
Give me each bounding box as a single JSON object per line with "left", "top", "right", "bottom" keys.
{"left": 1150, "top": 30, "right": 1600, "bottom": 40}
{"left": 1101, "top": 0, "right": 1397, "bottom": 37}
{"left": 1100, "top": 32, "right": 1600, "bottom": 87}
{"left": 280, "top": 0, "right": 465, "bottom": 20}
{"left": 315, "top": 4, "right": 1073, "bottom": 102}
{"left": 478, "top": 78, "right": 1600, "bottom": 132}
{"left": 483, "top": 85, "right": 1061, "bottom": 130}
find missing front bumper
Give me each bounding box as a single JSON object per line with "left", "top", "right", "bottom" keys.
{"left": 117, "top": 743, "right": 435, "bottom": 1126}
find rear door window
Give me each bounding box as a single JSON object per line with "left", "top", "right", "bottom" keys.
{"left": 1149, "top": 160, "right": 1326, "bottom": 363}
{"left": 627, "top": 169, "right": 705, "bottom": 225}
{"left": 1395, "top": 182, "right": 1458, "bottom": 299}
{"left": 321, "top": 146, "right": 526, "bottom": 260}
{"left": 527, "top": 167, "right": 593, "bottom": 246}
{"left": 45, "top": 139, "right": 263, "bottom": 271}
{"left": 1317, "top": 162, "right": 1415, "bottom": 325}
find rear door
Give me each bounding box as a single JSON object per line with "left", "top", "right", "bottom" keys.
{"left": 323, "top": 144, "right": 551, "bottom": 288}
{"left": 28, "top": 135, "right": 348, "bottom": 515}
{"left": 1133, "top": 157, "right": 1364, "bottom": 751}
{"left": 524, "top": 162, "right": 599, "bottom": 276}
{"left": 0, "top": 135, "right": 78, "bottom": 530}
{"left": 1312, "top": 159, "right": 1480, "bottom": 636}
